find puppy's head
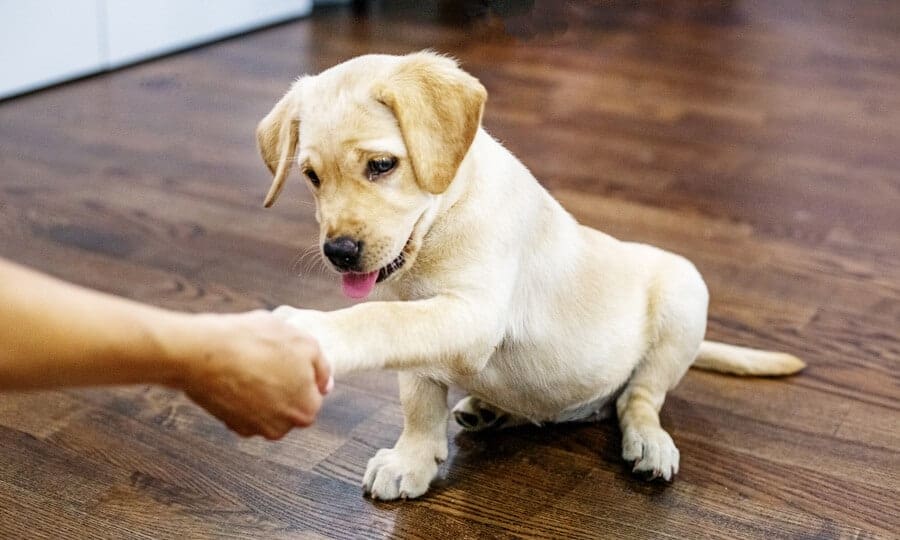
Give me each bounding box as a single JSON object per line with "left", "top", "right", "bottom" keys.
{"left": 257, "top": 52, "right": 486, "bottom": 299}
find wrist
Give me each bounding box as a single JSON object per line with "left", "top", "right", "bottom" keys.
{"left": 149, "top": 310, "right": 214, "bottom": 390}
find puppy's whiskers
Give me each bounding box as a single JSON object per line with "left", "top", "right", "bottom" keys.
{"left": 289, "top": 246, "right": 310, "bottom": 273}
{"left": 291, "top": 245, "right": 321, "bottom": 275}
{"left": 303, "top": 254, "right": 329, "bottom": 277}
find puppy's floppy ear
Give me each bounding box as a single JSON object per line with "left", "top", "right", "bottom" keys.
{"left": 374, "top": 52, "right": 487, "bottom": 194}
{"left": 257, "top": 81, "right": 303, "bottom": 207}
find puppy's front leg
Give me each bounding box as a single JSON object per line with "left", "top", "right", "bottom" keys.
{"left": 363, "top": 372, "right": 448, "bottom": 500}
{"left": 274, "top": 296, "right": 498, "bottom": 376}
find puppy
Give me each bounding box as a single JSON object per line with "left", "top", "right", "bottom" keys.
{"left": 258, "top": 52, "right": 804, "bottom": 500}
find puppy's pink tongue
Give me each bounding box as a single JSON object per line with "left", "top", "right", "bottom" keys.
{"left": 341, "top": 271, "right": 379, "bottom": 299}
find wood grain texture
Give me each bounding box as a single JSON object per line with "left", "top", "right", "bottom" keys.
{"left": 1, "top": 1, "right": 898, "bottom": 538}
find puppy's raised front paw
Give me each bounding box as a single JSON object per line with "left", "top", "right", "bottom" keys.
{"left": 271, "top": 306, "right": 345, "bottom": 373}
{"left": 362, "top": 447, "right": 442, "bottom": 501}
{"left": 272, "top": 305, "right": 317, "bottom": 323}
{"left": 272, "top": 305, "right": 297, "bottom": 319}
{"left": 622, "top": 425, "right": 680, "bottom": 482}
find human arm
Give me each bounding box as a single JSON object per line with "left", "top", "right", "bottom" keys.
{"left": 0, "top": 258, "right": 331, "bottom": 438}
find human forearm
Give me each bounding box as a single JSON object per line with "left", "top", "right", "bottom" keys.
{"left": 0, "top": 257, "right": 332, "bottom": 439}
{"left": 0, "top": 259, "right": 189, "bottom": 390}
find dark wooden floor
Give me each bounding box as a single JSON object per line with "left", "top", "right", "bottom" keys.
{"left": 1, "top": 1, "right": 898, "bottom": 538}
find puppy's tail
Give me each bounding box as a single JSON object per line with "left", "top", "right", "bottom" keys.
{"left": 692, "top": 340, "right": 805, "bottom": 376}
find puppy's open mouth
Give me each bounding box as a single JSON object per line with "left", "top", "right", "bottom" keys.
{"left": 340, "top": 235, "right": 413, "bottom": 299}
{"left": 339, "top": 210, "right": 427, "bottom": 299}
{"left": 377, "top": 251, "right": 405, "bottom": 283}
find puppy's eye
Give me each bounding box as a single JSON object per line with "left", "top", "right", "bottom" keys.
{"left": 367, "top": 157, "right": 397, "bottom": 179}
{"left": 304, "top": 169, "right": 320, "bottom": 187}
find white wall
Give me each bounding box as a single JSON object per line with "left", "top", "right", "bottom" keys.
{"left": 0, "top": 0, "right": 105, "bottom": 99}
{"left": 0, "top": 0, "right": 312, "bottom": 99}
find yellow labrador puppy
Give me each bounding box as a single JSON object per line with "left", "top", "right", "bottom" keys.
{"left": 259, "top": 51, "right": 804, "bottom": 500}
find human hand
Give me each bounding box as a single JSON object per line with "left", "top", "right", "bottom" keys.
{"left": 271, "top": 305, "right": 341, "bottom": 375}
{"left": 173, "top": 310, "right": 332, "bottom": 439}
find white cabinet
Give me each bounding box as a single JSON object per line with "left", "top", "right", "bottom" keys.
{"left": 0, "top": 0, "right": 312, "bottom": 99}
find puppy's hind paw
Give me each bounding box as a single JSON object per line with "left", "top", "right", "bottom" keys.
{"left": 622, "top": 425, "right": 680, "bottom": 482}
{"left": 451, "top": 396, "right": 510, "bottom": 431}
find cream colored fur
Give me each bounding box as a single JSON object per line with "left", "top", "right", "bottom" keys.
{"left": 258, "top": 52, "right": 805, "bottom": 500}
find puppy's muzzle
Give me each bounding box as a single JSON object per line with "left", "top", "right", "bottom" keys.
{"left": 323, "top": 236, "right": 362, "bottom": 271}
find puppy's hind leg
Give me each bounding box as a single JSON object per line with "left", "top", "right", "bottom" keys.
{"left": 452, "top": 396, "right": 528, "bottom": 431}
{"left": 617, "top": 277, "right": 707, "bottom": 481}
{"left": 616, "top": 353, "right": 686, "bottom": 481}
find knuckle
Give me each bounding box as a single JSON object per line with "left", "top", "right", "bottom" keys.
{"left": 262, "top": 426, "right": 285, "bottom": 440}
{"left": 294, "top": 335, "right": 319, "bottom": 356}
{"left": 290, "top": 410, "right": 314, "bottom": 427}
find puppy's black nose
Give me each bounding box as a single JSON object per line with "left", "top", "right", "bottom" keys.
{"left": 323, "top": 236, "right": 361, "bottom": 270}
